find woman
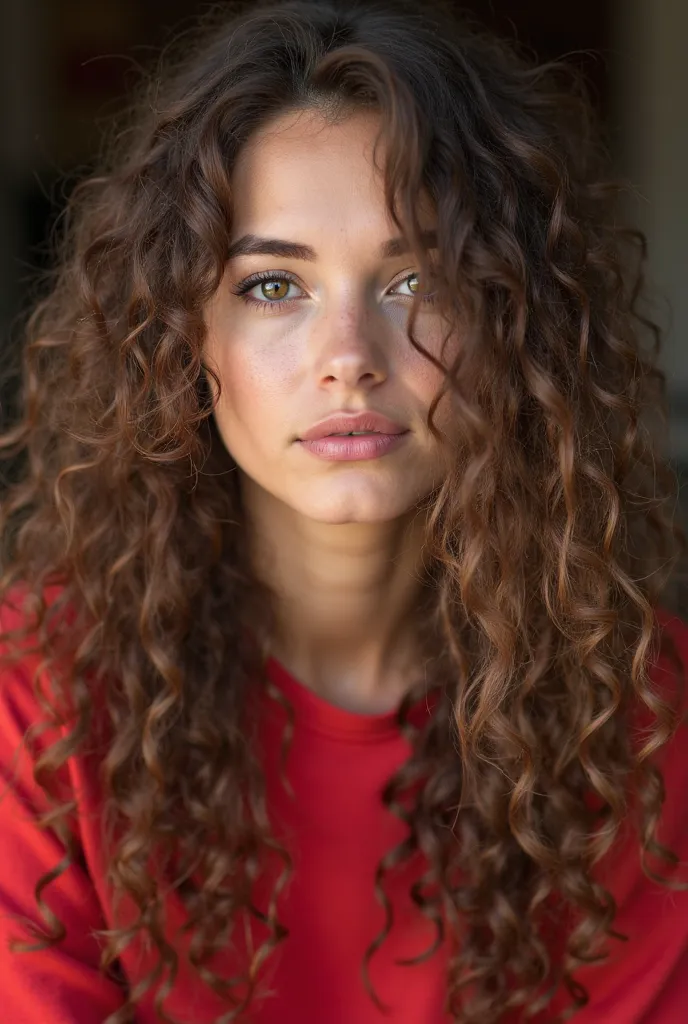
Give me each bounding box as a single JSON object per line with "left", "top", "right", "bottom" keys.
{"left": 0, "top": 0, "right": 686, "bottom": 1021}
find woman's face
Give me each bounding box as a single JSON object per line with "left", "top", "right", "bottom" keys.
{"left": 204, "top": 107, "right": 458, "bottom": 525}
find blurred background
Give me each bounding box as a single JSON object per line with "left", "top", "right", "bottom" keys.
{"left": 0, "top": 0, "right": 686, "bottom": 609}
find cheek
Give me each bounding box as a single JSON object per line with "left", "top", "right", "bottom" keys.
{"left": 394, "top": 314, "right": 451, "bottom": 399}
{"left": 400, "top": 318, "right": 460, "bottom": 440}
{"left": 210, "top": 338, "right": 296, "bottom": 437}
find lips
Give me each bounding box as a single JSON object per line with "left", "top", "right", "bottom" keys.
{"left": 298, "top": 411, "right": 408, "bottom": 442}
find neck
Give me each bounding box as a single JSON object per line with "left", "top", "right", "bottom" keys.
{"left": 240, "top": 473, "right": 433, "bottom": 714}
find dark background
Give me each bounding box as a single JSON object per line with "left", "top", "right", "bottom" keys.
{"left": 0, "top": 0, "right": 613, "bottom": 340}
{"left": 1, "top": 0, "right": 686, "bottom": 611}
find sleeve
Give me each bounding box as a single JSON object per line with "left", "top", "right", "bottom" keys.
{"left": 559, "top": 608, "right": 688, "bottom": 1022}
{"left": 0, "top": 602, "right": 126, "bottom": 1023}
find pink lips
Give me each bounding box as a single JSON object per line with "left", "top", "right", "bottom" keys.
{"left": 298, "top": 411, "right": 407, "bottom": 442}
{"left": 296, "top": 411, "right": 409, "bottom": 462}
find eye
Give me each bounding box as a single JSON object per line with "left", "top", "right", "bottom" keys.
{"left": 391, "top": 271, "right": 438, "bottom": 305}
{"left": 230, "top": 268, "right": 438, "bottom": 314}
{"left": 392, "top": 272, "right": 432, "bottom": 300}
{"left": 230, "top": 270, "right": 304, "bottom": 314}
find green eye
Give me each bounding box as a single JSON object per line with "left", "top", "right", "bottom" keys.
{"left": 259, "top": 279, "right": 290, "bottom": 301}
{"left": 395, "top": 272, "right": 437, "bottom": 304}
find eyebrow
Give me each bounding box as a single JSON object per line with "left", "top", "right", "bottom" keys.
{"left": 226, "top": 229, "right": 438, "bottom": 263}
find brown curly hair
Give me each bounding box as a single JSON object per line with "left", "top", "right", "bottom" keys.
{"left": 0, "top": 0, "right": 687, "bottom": 1020}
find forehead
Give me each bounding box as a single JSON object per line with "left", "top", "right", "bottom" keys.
{"left": 231, "top": 109, "right": 384, "bottom": 221}
{"left": 229, "top": 108, "right": 435, "bottom": 244}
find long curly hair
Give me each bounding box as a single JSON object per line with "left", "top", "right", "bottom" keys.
{"left": 1, "top": 0, "right": 686, "bottom": 1020}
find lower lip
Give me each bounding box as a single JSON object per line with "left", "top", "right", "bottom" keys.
{"left": 297, "top": 432, "right": 409, "bottom": 461}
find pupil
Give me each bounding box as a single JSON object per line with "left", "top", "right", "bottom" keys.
{"left": 262, "top": 280, "right": 288, "bottom": 300}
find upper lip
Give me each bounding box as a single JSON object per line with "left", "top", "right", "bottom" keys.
{"left": 298, "top": 411, "right": 408, "bottom": 442}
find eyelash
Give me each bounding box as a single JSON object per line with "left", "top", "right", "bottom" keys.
{"left": 230, "top": 269, "right": 438, "bottom": 314}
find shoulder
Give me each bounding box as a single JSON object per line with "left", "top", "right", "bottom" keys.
{"left": 645, "top": 605, "right": 688, "bottom": 779}
{"left": 0, "top": 578, "right": 70, "bottom": 633}
{"left": 651, "top": 604, "right": 688, "bottom": 697}
{"left": 642, "top": 605, "right": 688, "bottom": 842}
{"left": 0, "top": 580, "right": 76, "bottom": 773}
{"left": 567, "top": 608, "right": 688, "bottom": 1021}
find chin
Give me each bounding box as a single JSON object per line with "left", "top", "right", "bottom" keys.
{"left": 293, "top": 486, "right": 414, "bottom": 525}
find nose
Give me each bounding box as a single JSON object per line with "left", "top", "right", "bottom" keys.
{"left": 312, "top": 297, "right": 390, "bottom": 391}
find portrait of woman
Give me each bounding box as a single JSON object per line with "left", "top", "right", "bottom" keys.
{"left": 0, "top": 0, "right": 686, "bottom": 1021}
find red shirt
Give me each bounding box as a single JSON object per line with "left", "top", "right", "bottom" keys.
{"left": 0, "top": 589, "right": 687, "bottom": 1023}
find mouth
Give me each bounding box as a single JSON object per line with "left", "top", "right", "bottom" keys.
{"left": 325, "top": 430, "right": 383, "bottom": 437}
{"left": 296, "top": 429, "right": 410, "bottom": 462}
{"left": 298, "top": 411, "right": 408, "bottom": 443}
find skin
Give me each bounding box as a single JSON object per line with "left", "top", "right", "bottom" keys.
{"left": 203, "top": 107, "right": 458, "bottom": 714}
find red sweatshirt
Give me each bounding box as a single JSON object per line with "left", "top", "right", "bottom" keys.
{"left": 0, "top": 589, "right": 687, "bottom": 1024}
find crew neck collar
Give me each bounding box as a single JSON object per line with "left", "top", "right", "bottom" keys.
{"left": 264, "top": 655, "right": 437, "bottom": 742}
